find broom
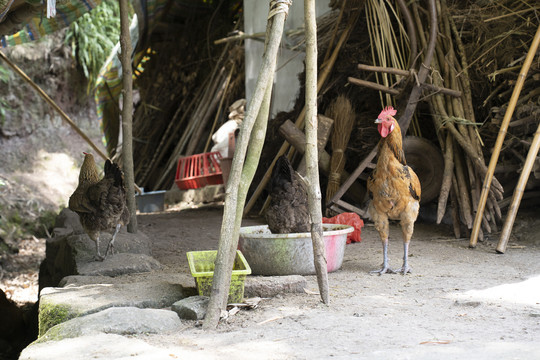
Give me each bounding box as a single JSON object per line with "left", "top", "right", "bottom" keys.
{"left": 325, "top": 95, "right": 356, "bottom": 207}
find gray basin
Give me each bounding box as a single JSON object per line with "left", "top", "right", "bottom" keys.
{"left": 238, "top": 224, "right": 354, "bottom": 276}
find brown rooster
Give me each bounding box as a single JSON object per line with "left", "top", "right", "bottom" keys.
{"left": 68, "top": 153, "right": 130, "bottom": 261}
{"left": 265, "top": 155, "right": 310, "bottom": 234}
{"left": 367, "top": 106, "right": 421, "bottom": 274}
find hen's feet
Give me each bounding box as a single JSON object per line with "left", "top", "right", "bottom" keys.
{"left": 370, "top": 266, "right": 396, "bottom": 275}
{"left": 94, "top": 253, "right": 105, "bottom": 262}
{"left": 105, "top": 242, "right": 115, "bottom": 257}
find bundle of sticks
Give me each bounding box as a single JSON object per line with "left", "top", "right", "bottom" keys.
{"left": 413, "top": 0, "right": 504, "bottom": 239}
{"left": 348, "top": 0, "right": 507, "bottom": 239}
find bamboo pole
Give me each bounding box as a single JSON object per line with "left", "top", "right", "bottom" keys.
{"left": 203, "top": 0, "right": 290, "bottom": 330}
{"left": 304, "top": 0, "right": 328, "bottom": 304}
{"left": 396, "top": 0, "right": 417, "bottom": 69}
{"left": 348, "top": 77, "right": 400, "bottom": 95}
{"left": 397, "top": 0, "right": 437, "bottom": 134}
{"left": 470, "top": 24, "right": 540, "bottom": 248}
{"left": 0, "top": 50, "right": 107, "bottom": 161}
{"left": 437, "top": 132, "right": 453, "bottom": 224}
{"left": 119, "top": 0, "right": 137, "bottom": 233}
{"left": 454, "top": 147, "right": 473, "bottom": 228}
{"left": 203, "top": 64, "right": 236, "bottom": 153}
{"left": 497, "top": 121, "right": 540, "bottom": 253}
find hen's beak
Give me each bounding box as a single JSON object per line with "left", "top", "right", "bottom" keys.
{"left": 374, "top": 118, "right": 383, "bottom": 124}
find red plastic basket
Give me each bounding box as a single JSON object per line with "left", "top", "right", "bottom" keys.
{"left": 175, "top": 152, "right": 224, "bottom": 190}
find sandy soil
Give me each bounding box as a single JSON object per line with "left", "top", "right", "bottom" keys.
{"left": 130, "top": 205, "right": 540, "bottom": 360}
{"left": 2, "top": 202, "right": 540, "bottom": 358}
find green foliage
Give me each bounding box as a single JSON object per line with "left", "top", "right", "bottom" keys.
{"left": 0, "top": 206, "right": 58, "bottom": 242}
{"left": 64, "top": 0, "right": 121, "bottom": 93}
{"left": 0, "top": 65, "right": 9, "bottom": 83}
{"left": 0, "top": 64, "right": 10, "bottom": 123}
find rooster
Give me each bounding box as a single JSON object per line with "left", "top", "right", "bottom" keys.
{"left": 367, "top": 106, "right": 421, "bottom": 274}
{"left": 68, "top": 153, "right": 130, "bottom": 261}
{"left": 265, "top": 155, "right": 310, "bottom": 234}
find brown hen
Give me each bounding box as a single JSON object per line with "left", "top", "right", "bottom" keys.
{"left": 68, "top": 153, "right": 130, "bottom": 261}
{"left": 367, "top": 106, "right": 421, "bottom": 274}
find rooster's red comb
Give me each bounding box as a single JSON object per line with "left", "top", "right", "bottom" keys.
{"left": 378, "top": 106, "right": 397, "bottom": 119}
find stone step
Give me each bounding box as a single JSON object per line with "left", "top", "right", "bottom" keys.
{"left": 38, "top": 281, "right": 188, "bottom": 336}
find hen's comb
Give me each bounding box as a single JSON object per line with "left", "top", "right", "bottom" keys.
{"left": 378, "top": 106, "right": 397, "bottom": 119}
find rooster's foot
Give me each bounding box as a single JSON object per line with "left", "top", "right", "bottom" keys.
{"left": 395, "top": 265, "right": 411, "bottom": 275}
{"left": 370, "top": 266, "right": 396, "bottom": 275}
{"left": 94, "top": 254, "right": 105, "bottom": 262}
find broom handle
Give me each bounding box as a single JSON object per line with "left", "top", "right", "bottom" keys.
{"left": 496, "top": 121, "right": 540, "bottom": 253}
{"left": 469, "top": 24, "right": 540, "bottom": 248}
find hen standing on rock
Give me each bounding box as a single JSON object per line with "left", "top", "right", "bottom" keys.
{"left": 68, "top": 153, "right": 130, "bottom": 261}
{"left": 367, "top": 106, "right": 421, "bottom": 275}
{"left": 265, "top": 155, "right": 310, "bottom": 234}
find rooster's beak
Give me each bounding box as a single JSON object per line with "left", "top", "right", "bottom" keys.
{"left": 374, "top": 118, "right": 383, "bottom": 124}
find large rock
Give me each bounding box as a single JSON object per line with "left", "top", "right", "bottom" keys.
{"left": 20, "top": 333, "right": 200, "bottom": 360}
{"left": 38, "top": 307, "right": 182, "bottom": 343}
{"left": 38, "top": 281, "right": 187, "bottom": 336}
{"left": 39, "top": 208, "right": 158, "bottom": 291}
{"left": 171, "top": 296, "right": 209, "bottom": 320}
{"left": 77, "top": 253, "right": 161, "bottom": 277}
{"left": 244, "top": 275, "right": 307, "bottom": 298}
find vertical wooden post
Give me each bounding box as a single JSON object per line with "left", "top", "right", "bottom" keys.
{"left": 119, "top": 0, "right": 137, "bottom": 233}
{"left": 304, "top": 0, "right": 328, "bottom": 304}
{"left": 470, "top": 24, "right": 540, "bottom": 248}
{"left": 203, "top": 0, "right": 291, "bottom": 330}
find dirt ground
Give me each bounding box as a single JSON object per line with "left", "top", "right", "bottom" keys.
{"left": 126, "top": 205, "right": 540, "bottom": 360}
{"left": 2, "top": 200, "right": 540, "bottom": 359}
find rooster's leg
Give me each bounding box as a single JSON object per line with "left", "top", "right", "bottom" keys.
{"left": 396, "top": 220, "right": 414, "bottom": 274}
{"left": 370, "top": 238, "right": 396, "bottom": 275}
{"left": 94, "top": 235, "right": 104, "bottom": 261}
{"left": 105, "top": 224, "right": 121, "bottom": 257}
{"left": 395, "top": 241, "right": 411, "bottom": 274}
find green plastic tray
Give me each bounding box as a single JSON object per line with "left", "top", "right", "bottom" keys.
{"left": 186, "top": 250, "right": 251, "bottom": 303}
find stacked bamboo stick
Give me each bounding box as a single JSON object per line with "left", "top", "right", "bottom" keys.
{"left": 131, "top": 42, "right": 244, "bottom": 190}
{"left": 411, "top": 0, "right": 504, "bottom": 239}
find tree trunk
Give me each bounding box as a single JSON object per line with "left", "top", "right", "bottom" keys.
{"left": 119, "top": 0, "right": 137, "bottom": 233}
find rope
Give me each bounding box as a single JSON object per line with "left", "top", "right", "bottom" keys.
{"left": 328, "top": 172, "right": 341, "bottom": 184}
{"left": 269, "top": 0, "right": 292, "bottom": 20}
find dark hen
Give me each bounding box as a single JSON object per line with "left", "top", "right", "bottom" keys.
{"left": 265, "top": 155, "right": 310, "bottom": 234}
{"left": 68, "top": 153, "right": 130, "bottom": 261}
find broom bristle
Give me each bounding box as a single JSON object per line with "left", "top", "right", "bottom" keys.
{"left": 326, "top": 94, "right": 356, "bottom": 204}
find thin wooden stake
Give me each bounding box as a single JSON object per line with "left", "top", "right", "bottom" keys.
{"left": 203, "top": 1, "right": 290, "bottom": 330}
{"left": 470, "top": 24, "right": 540, "bottom": 248}
{"left": 497, "top": 121, "right": 540, "bottom": 253}
{"left": 119, "top": 0, "right": 137, "bottom": 233}
{"left": 305, "top": 0, "right": 328, "bottom": 304}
